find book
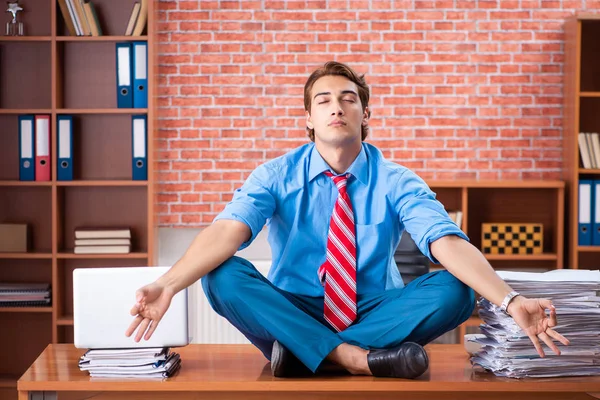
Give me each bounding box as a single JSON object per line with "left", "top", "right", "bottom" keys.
{"left": 132, "top": 0, "right": 148, "bottom": 36}
{"left": 74, "top": 227, "right": 131, "bottom": 239}
{"left": 74, "top": 238, "right": 131, "bottom": 246}
{"left": 125, "top": 2, "right": 141, "bottom": 36}
{"left": 83, "top": 1, "right": 103, "bottom": 36}
{"left": 74, "top": 245, "right": 131, "bottom": 254}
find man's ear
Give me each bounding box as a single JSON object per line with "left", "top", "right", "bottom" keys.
{"left": 305, "top": 110, "right": 314, "bottom": 129}
{"left": 361, "top": 107, "right": 369, "bottom": 125}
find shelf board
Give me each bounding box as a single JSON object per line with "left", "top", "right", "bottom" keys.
{"left": 578, "top": 246, "right": 600, "bottom": 252}
{"left": 578, "top": 168, "right": 600, "bottom": 174}
{"left": 0, "top": 181, "right": 52, "bottom": 186}
{"left": 0, "top": 307, "right": 52, "bottom": 313}
{"left": 0, "top": 109, "right": 52, "bottom": 114}
{"left": 427, "top": 180, "right": 564, "bottom": 189}
{"left": 56, "top": 35, "right": 148, "bottom": 42}
{"left": 0, "top": 36, "right": 51, "bottom": 42}
{"left": 0, "top": 375, "right": 17, "bottom": 388}
{"left": 580, "top": 91, "right": 600, "bottom": 97}
{"left": 484, "top": 253, "right": 558, "bottom": 261}
{"left": 57, "top": 180, "right": 148, "bottom": 186}
{"left": 57, "top": 316, "right": 74, "bottom": 326}
{"left": 57, "top": 251, "right": 148, "bottom": 259}
{"left": 56, "top": 108, "right": 148, "bottom": 114}
{"left": 0, "top": 251, "right": 52, "bottom": 259}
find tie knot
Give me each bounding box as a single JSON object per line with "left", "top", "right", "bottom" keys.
{"left": 324, "top": 171, "right": 350, "bottom": 192}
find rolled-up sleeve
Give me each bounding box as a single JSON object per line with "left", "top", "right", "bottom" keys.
{"left": 394, "top": 169, "right": 469, "bottom": 264}
{"left": 213, "top": 164, "right": 277, "bottom": 251}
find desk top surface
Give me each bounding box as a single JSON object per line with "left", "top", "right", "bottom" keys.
{"left": 16, "top": 344, "right": 600, "bottom": 392}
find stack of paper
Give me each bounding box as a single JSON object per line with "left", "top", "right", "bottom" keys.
{"left": 79, "top": 347, "right": 181, "bottom": 379}
{"left": 468, "top": 269, "right": 600, "bottom": 378}
{"left": 0, "top": 283, "right": 51, "bottom": 307}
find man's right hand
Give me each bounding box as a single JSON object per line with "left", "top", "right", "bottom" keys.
{"left": 125, "top": 281, "right": 174, "bottom": 342}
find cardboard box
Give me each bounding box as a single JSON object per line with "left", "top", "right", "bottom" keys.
{"left": 0, "top": 223, "right": 28, "bottom": 252}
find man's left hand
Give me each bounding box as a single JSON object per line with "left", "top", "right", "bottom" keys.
{"left": 506, "top": 296, "right": 570, "bottom": 358}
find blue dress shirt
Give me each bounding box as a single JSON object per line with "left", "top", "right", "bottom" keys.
{"left": 213, "top": 142, "right": 469, "bottom": 296}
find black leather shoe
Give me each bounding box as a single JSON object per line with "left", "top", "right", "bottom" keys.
{"left": 367, "top": 342, "right": 429, "bottom": 379}
{"left": 270, "top": 340, "right": 313, "bottom": 377}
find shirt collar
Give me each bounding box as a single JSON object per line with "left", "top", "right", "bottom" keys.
{"left": 308, "top": 143, "right": 368, "bottom": 185}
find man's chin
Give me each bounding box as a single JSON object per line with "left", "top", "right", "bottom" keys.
{"left": 316, "top": 133, "right": 361, "bottom": 147}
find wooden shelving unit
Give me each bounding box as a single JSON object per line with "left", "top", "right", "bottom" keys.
{"left": 564, "top": 13, "right": 600, "bottom": 270}
{"left": 425, "top": 180, "right": 565, "bottom": 344}
{"left": 0, "top": 1, "right": 157, "bottom": 398}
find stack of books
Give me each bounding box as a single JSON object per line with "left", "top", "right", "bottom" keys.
{"left": 74, "top": 227, "right": 132, "bottom": 255}
{"left": 579, "top": 132, "right": 600, "bottom": 169}
{"left": 468, "top": 269, "right": 600, "bottom": 378}
{"left": 0, "top": 283, "right": 51, "bottom": 307}
{"left": 79, "top": 347, "right": 181, "bottom": 379}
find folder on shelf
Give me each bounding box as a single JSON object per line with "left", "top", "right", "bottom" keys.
{"left": 57, "top": 115, "right": 74, "bottom": 181}
{"left": 18, "top": 115, "right": 35, "bottom": 181}
{"left": 593, "top": 180, "right": 600, "bottom": 246}
{"left": 579, "top": 180, "right": 593, "bottom": 246}
{"left": 35, "top": 115, "right": 51, "bottom": 182}
{"left": 132, "top": 115, "right": 147, "bottom": 180}
{"left": 132, "top": 41, "right": 148, "bottom": 108}
{"left": 116, "top": 43, "right": 133, "bottom": 108}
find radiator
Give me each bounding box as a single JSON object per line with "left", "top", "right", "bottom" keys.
{"left": 189, "top": 260, "right": 271, "bottom": 344}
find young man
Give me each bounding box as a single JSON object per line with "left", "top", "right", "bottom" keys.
{"left": 126, "top": 61, "right": 569, "bottom": 378}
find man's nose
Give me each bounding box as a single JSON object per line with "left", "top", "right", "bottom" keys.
{"left": 331, "top": 102, "right": 344, "bottom": 115}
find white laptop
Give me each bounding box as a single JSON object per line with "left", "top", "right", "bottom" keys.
{"left": 73, "top": 266, "right": 189, "bottom": 349}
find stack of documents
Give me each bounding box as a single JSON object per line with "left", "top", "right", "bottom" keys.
{"left": 79, "top": 347, "right": 181, "bottom": 379}
{"left": 74, "top": 227, "right": 131, "bottom": 254}
{"left": 469, "top": 269, "right": 600, "bottom": 378}
{"left": 0, "top": 283, "right": 51, "bottom": 307}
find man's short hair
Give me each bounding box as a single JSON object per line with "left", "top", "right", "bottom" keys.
{"left": 303, "top": 61, "right": 371, "bottom": 142}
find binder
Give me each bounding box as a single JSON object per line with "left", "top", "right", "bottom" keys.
{"left": 578, "top": 180, "right": 593, "bottom": 246}
{"left": 35, "top": 115, "right": 51, "bottom": 182}
{"left": 18, "top": 115, "right": 35, "bottom": 181}
{"left": 116, "top": 43, "right": 133, "bottom": 108}
{"left": 132, "top": 41, "right": 147, "bottom": 108}
{"left": 132, "top": 115, "right": 147, "bottom": 180}
{"left": 57, "top": 115, "right": 74, "bottom": 181}
{"left": 593, "top": 180, "right": 600, "bottom": 246}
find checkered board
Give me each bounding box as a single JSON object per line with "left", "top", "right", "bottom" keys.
{"left": 481, "top": 223, "right": 543, "bottom": 255}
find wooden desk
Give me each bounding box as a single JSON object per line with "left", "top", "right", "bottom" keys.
{"left": 16, "top": 344, "right": 600, "bottom": 400}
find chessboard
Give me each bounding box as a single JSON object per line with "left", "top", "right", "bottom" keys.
{"left": 481, "top": 223, "right": 543, "bottom": 255}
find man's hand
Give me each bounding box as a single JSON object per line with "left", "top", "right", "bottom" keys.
{"left": 506, "top": 295, "right": 570, "bottom": 358}
{"left": 125, "top": 281, "right": 174, "bottom": 342}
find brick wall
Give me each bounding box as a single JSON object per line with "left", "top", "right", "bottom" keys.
{"left": 156, "top": 0, "right": 595, "bottom": 227}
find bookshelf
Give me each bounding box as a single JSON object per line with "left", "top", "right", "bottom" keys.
{"left": 425, "top": 180, "right": 565, "bottom": 344}
{"left": 564, "top": 13, "right": 600, "bottom": 270}
{"left": 0, "top": 0, "right": 156, "bottom": 398}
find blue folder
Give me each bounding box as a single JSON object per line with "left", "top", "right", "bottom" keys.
{"left": 18, "top": 115, "right": 35, "bottom": 181}
{"left": 57, "top": 115, "right": 73, "bottom": 181}
{"left": 116, "top": 43, "right": 133, "bottom": 108}
{"left": 132, "top": 115, "right": 147, "bottom": 180}
{"left": 593, "top": 180, "right": 600, "bottom": 246}
{"left": 579, "top": 180, "right": 593, "bottom": 246}
{"left": 132, "top": 41, "right": 148, "bottom": 109}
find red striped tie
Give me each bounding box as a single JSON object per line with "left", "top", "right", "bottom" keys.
{"left": 317, "top": 171, "right": 357, "bottom": 332}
